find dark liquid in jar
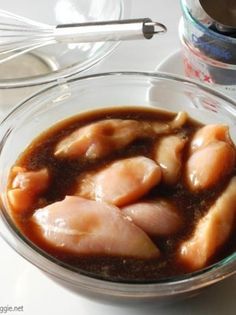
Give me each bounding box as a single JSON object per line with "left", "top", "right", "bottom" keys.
{"left": 200, "top": 0, "right": 236, "bottom": 28}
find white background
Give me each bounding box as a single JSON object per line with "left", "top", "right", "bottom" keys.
{"left": 0, "top": 1, "right": 236, "bottom": 314}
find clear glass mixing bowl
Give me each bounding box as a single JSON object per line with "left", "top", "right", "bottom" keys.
{"left": 0, "top": 0, "right": 128, "bottom": 88}
{"left": 0, "top": 72, "right": 236, "bottom": 304}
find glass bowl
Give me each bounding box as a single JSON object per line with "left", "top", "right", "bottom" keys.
{"left": 0, "top": 72, "right": 236, "bottom": 304}
{"left": 0, "top": 0, "right": 128, "bottom": 88}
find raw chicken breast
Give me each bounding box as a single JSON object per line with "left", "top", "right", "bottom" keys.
{"left": 190, "top": 124, "right": 233, "bottom": 154}
{"left": 76, "top": 156, "right": 162, "bottom": 206}
{"left": 33, "top": 196, "right": 160, "bottom": 259}
{"left": 178, "top": 177, "right": 236, "bottom": 271}
{"left": 185, "top": 141, "right": 235, "bottom": 191}
{"left": 168, "top": 111, "right": 188, "bottom": 130}
{"left": 154, "top": 134, "right": 187, "bottom": 185}
{"left": 122, "top": 199, "right": 182, "bottom": 236}
{"left": 150, "top": 112, "right": 188, "bottom": 134}
{"left": 7, "top": 167, "right": 49, "bottom": 214}
{"left": 54, "top": 113, "right": 187, "bottom": 160}
{"left": 54, "top": 119, "right": 154, "bottom": 159}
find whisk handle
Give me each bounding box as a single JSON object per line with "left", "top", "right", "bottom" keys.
{"left": 55, "top": 18, "right": 167, "bottom": 43}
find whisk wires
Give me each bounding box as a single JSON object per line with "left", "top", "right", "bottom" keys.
{"left": 0, "top": 9, "right": 56, "bottom": 63}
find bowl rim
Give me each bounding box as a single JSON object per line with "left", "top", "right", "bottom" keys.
{"left": 1, "top": 70, "right": 236, "bottom": 106}
{"left": 1, "top": 71, "right": 236, "bottom": 298}
{"left": 0, "top": 0, "right": 128, "bottom": 88}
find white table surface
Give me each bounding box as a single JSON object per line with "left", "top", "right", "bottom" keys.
{"left": 1, "top": 1, "right": 236, "bottom": 314}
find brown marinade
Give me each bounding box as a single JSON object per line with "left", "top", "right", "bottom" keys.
{"left": 8, "top": 107, "right": 236, "bottom": 282}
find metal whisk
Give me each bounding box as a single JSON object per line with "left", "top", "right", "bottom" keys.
{"left": 0, "top": 9, "right": 167, "bottom": 64}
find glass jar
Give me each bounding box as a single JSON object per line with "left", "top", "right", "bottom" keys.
{"left": 179, "top": 0, "right": 236, "bottom": 98}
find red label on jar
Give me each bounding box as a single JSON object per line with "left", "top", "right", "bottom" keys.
{"left": 183, "top": 57, "right": 213, "bottom": 83}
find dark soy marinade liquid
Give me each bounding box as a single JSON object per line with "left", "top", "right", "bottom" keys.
{"left": 9, "top": 107, "right": 236, "bottom": 283}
